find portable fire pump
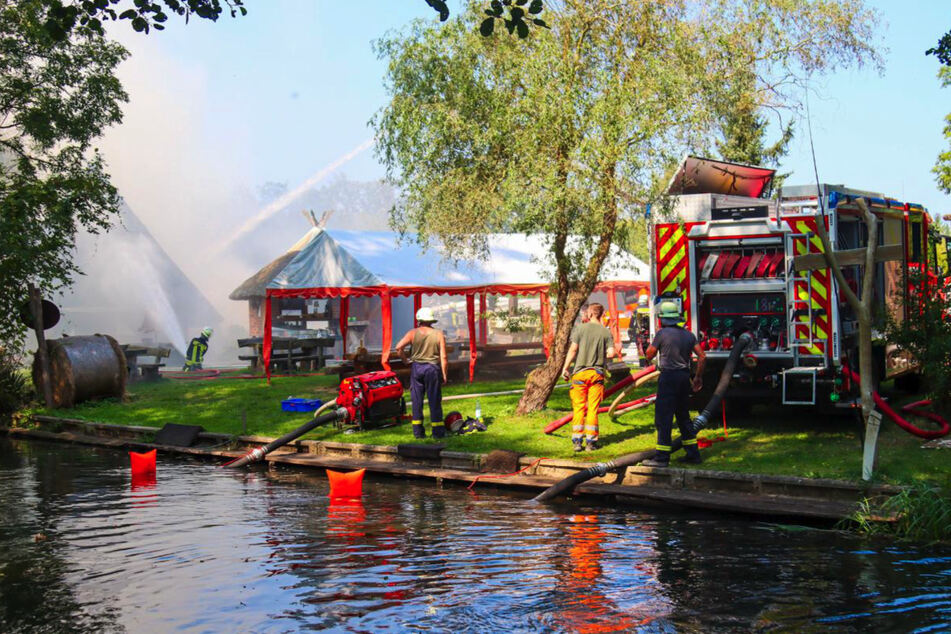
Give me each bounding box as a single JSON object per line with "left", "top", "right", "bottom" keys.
{"left": 336, "top": 370, "right": 406, "bottom": 430}
{"left": 224, "top": 371, "right": 406, "bottom": 468}
{"left": 651, "top": 156, "right": 942, "bottom": 410}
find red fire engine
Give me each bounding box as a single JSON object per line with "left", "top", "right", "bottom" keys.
{"left": 651, "top": 156, "right": 939, "bottom": 409}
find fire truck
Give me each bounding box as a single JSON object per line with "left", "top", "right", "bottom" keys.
{"left": 650, "top": 156, "right": 939, "bottom": 410}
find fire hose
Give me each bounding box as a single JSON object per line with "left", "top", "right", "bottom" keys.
{"left": 544, "top": 365, "right": 658, "bottom": 434}
{"left": 222, "top": 400, "right": 346, "bottom": 468}
{"left": 842, "top": 367, "right": 949, "bottom": 439}
{"left": 534, "top": 333, "right": 754, "bottom": 502}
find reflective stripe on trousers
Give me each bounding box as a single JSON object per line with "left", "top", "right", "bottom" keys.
{"left": 570, "top": 368, "right": 605, "bottom": 442}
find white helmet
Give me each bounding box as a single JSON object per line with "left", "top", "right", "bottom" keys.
{"left": 415, "top": 307, "right": 436, "bottom": 323}
{"left": 201, "top": 327, "right": 213, "bottom": 338}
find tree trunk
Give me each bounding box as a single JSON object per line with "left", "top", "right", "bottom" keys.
{"left": 856, "top": 307, "right": 875, "bottom": 423}
{"left": 515, "top": 286, "right": 590, "bottom": 414}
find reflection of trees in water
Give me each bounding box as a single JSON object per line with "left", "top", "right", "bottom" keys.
{"left": 0, "top": 440, "right": 123, "bottom": 632}
{"left": 649, "top": 517, "right": 936, "bottom": 630}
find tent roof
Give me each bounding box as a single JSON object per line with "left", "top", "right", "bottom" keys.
{"left": 231, "top": 229, "right": 648, "bottom": 299}
{"left": 667, "top": 155, "right": 775, "bottom": 198}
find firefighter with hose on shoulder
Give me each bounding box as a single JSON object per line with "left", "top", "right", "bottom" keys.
{"left": 561, "top": 303, "right": 616, "bottom": 452}
{"left": 183, "top": 327, "right": 213, "bottom": 372}
{"left": 395, "top": 307, "right": 448, "bottom": 439}
{"left": 641, "top": 301, "right": 705, "bottom": 467}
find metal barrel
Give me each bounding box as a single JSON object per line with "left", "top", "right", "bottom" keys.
{"left": 33, "top": 335, "right": 127, "bottom": 408}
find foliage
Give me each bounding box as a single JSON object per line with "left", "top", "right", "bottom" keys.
{"left": 714, "top": 68, "right": 794, "bottom": 181}
{"left": 0, "top": 1, "right": 128, "bottom": 349}
{"left": 38, "top": 0, "right": 245, "bottom": 39}
{"left": 485, "top": 306, "right": 541, "bottom": 333}
{"left": 884, "top": 270, "right": 951, "bottom": 416}
{"left": 372, "top": 0, "right": 882, "bottom": 413}
{"left": 933, "top": 67, "right": 951, "bottom": 195}
{"left": 0, "top": 350, "right": 32, "bottom": 420}
{"left": 426, "top": 0, "right": 549, "bottom": 38}
{"left": 846, "top": 485, "right": 951, "bottom": 543}
{"left": 927, "top": 28, "right": 951, "bottom": 67}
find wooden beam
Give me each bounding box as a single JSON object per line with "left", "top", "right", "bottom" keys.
{"left": 793, "top": 244, "right": 903, "bottom": 272}
{"left": 29, "top": 284, "right": 53, "bottom": 408}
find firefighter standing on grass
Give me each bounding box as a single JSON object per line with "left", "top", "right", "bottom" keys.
{"left": 641, "top": 300, "right": 706, "bottom": 467}
{"left": 561, "top": 303, "right": 616, "bottom": 452}
{"left": 183, "top": 327, "right": 212, "bottom": 372}
{"left": 395, "top": 307, "right": 448, "bottom": 439}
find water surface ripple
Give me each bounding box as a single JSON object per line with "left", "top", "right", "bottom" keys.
{"left": 0, "top": 438, "right": 947, "bottom": 632}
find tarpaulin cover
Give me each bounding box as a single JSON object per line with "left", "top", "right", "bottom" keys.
{"left": 667, "top": 155, "right": 775, "bottom": 198}
{"left": 262, "top": 230, "right": 648, "bottom": 292}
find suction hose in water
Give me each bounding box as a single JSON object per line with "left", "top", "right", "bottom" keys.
{"left": 532, "top": 440, "right": 683, "bottom": 502}
{"left": 534, "top": 333, "right": 753, "bottom": 503}
{"left": 223, "top": 400, "right": 346, "bottom": 468}
{"left": 690, "top": 332, "right": 753, "bottom": 432}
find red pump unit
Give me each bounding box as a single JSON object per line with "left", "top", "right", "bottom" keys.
{"left": 336, "top": 370, "right": 406, "bottom": 430}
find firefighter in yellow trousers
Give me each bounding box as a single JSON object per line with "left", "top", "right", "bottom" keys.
{"left": 561, "top": 304, "right": 616, "bottom": 452}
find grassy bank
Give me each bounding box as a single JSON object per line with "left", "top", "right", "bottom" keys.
{"left": 25, "top": 369, "right": 951, "bottom": 488}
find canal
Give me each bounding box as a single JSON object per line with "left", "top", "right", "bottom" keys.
{"left": 0, "top": 438, "right": 947, "bottom": 632}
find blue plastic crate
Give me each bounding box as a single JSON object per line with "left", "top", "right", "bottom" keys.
{"left": 281, "top": 398, "right": 323, "bottom": 413}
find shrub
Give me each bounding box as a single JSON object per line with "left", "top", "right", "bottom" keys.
{"left": 0, "top": 348, "right": 32, "bottom": 419}
{"left": 846, "top": 485, "right": 951, "bottom": 543}
{"left": 885, "top": 271, "right": 951, "bottom": 416}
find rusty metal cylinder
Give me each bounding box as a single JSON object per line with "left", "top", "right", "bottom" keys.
{"left": 33, "top": 335, "right": 127, "bottom": 408}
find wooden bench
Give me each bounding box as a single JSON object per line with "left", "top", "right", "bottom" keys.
{"left": 138, "top": 347, "right": 170, "bottom": 380}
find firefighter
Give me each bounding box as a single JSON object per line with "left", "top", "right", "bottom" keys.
{"left": 641, "top": 301, "right": 706, "bottom": 466}
{"left": 561, "top": 303, "right": 616, "bottom": 452}
{"left": 395, "top": 307, "right": 448, "bottom": 439}
{"left": 183, "top": 327, "right": 213, "bottom": 372}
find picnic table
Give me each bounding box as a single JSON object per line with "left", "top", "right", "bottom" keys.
{"left": 120, "top": 344, "right": 170, "bottom": 381}
{"left": 237, "top": 336, "right": 335, "bottom": 372}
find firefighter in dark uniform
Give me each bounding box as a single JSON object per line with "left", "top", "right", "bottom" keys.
{"left": 394, "top": 307, "right": 448, "bottom": 439}
{"left": 183, "top": 327, "right": 212, "bottom": 371}
{"left": 642, "top": 301, "right": 706, "bottom": 466}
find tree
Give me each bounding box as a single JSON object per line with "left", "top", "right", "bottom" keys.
{"left": 0, "top": 0, "right": 128, "bottom": 348}
{"left": 39, "top": 0, "right": 246, "bottom": 39}
{"left": 374, "top": 0, "right": 881, "bottom": 414}
{"left": 811, "top": 198, "right": 879, "bottom": 424}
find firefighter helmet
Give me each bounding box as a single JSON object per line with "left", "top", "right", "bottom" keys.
{"left": 201, "top": 327, "right": 213, "bottom": 338}
{"left": 415, "top": 307, "right": 437, "bottom": 323}
{"left": 446, "top": 411, "right": 464, "bottom": 433}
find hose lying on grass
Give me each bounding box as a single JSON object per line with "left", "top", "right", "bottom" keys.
{"left": 842, "top": 366, "right": 949, "bottom": 439}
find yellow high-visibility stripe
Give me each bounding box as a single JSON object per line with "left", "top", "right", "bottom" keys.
{"left": 658, "top": 228, "right": 684, "bottom": 262}
{"left": 683, "top": 438, "right": 698, "bottom": 446}
{"left": 655, "top": 444, "right": 672, "bottom": 451}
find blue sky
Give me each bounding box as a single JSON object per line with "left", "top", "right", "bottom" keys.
{"left": 100, "top": 0, "right": 951, "bottom": 271}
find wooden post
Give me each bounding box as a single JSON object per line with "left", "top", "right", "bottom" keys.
{"left": 29, "top": 284, "right": 53, "bottom": 408}
{"left": 862, "top": 409, "right": 882, "bottom": 481}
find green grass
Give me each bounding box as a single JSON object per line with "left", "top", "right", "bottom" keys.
{"left": 25, "top": 369, "right": 951, "bottom": 488}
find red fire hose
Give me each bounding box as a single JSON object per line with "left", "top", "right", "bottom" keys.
{"left": 843, "top": 367, "right": 949, "bottom": 439}
{"left": 543, "top": 365, "right": 657, "bottom": 434}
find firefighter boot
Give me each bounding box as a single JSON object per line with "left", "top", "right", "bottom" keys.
{"left": 572, "top": 438, "right": 584, "bottom": 453}
{"left": 432, "top": 423, "right": 447, "bottom": 439}
{"left": 641, "top": 450, "right": 670, "bottom": 468}
{"left": 412, "top": 422, "right": 426, "bottom": 439}
{"left": 678, "top": 445, "right": 702, "bottom": 464}
{"left": 585, "top": 438, "right": 600, "bottom": 452}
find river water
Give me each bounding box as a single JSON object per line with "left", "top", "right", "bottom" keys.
{"left": 0, "top": 438, "right": 948, "bottom": 633}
